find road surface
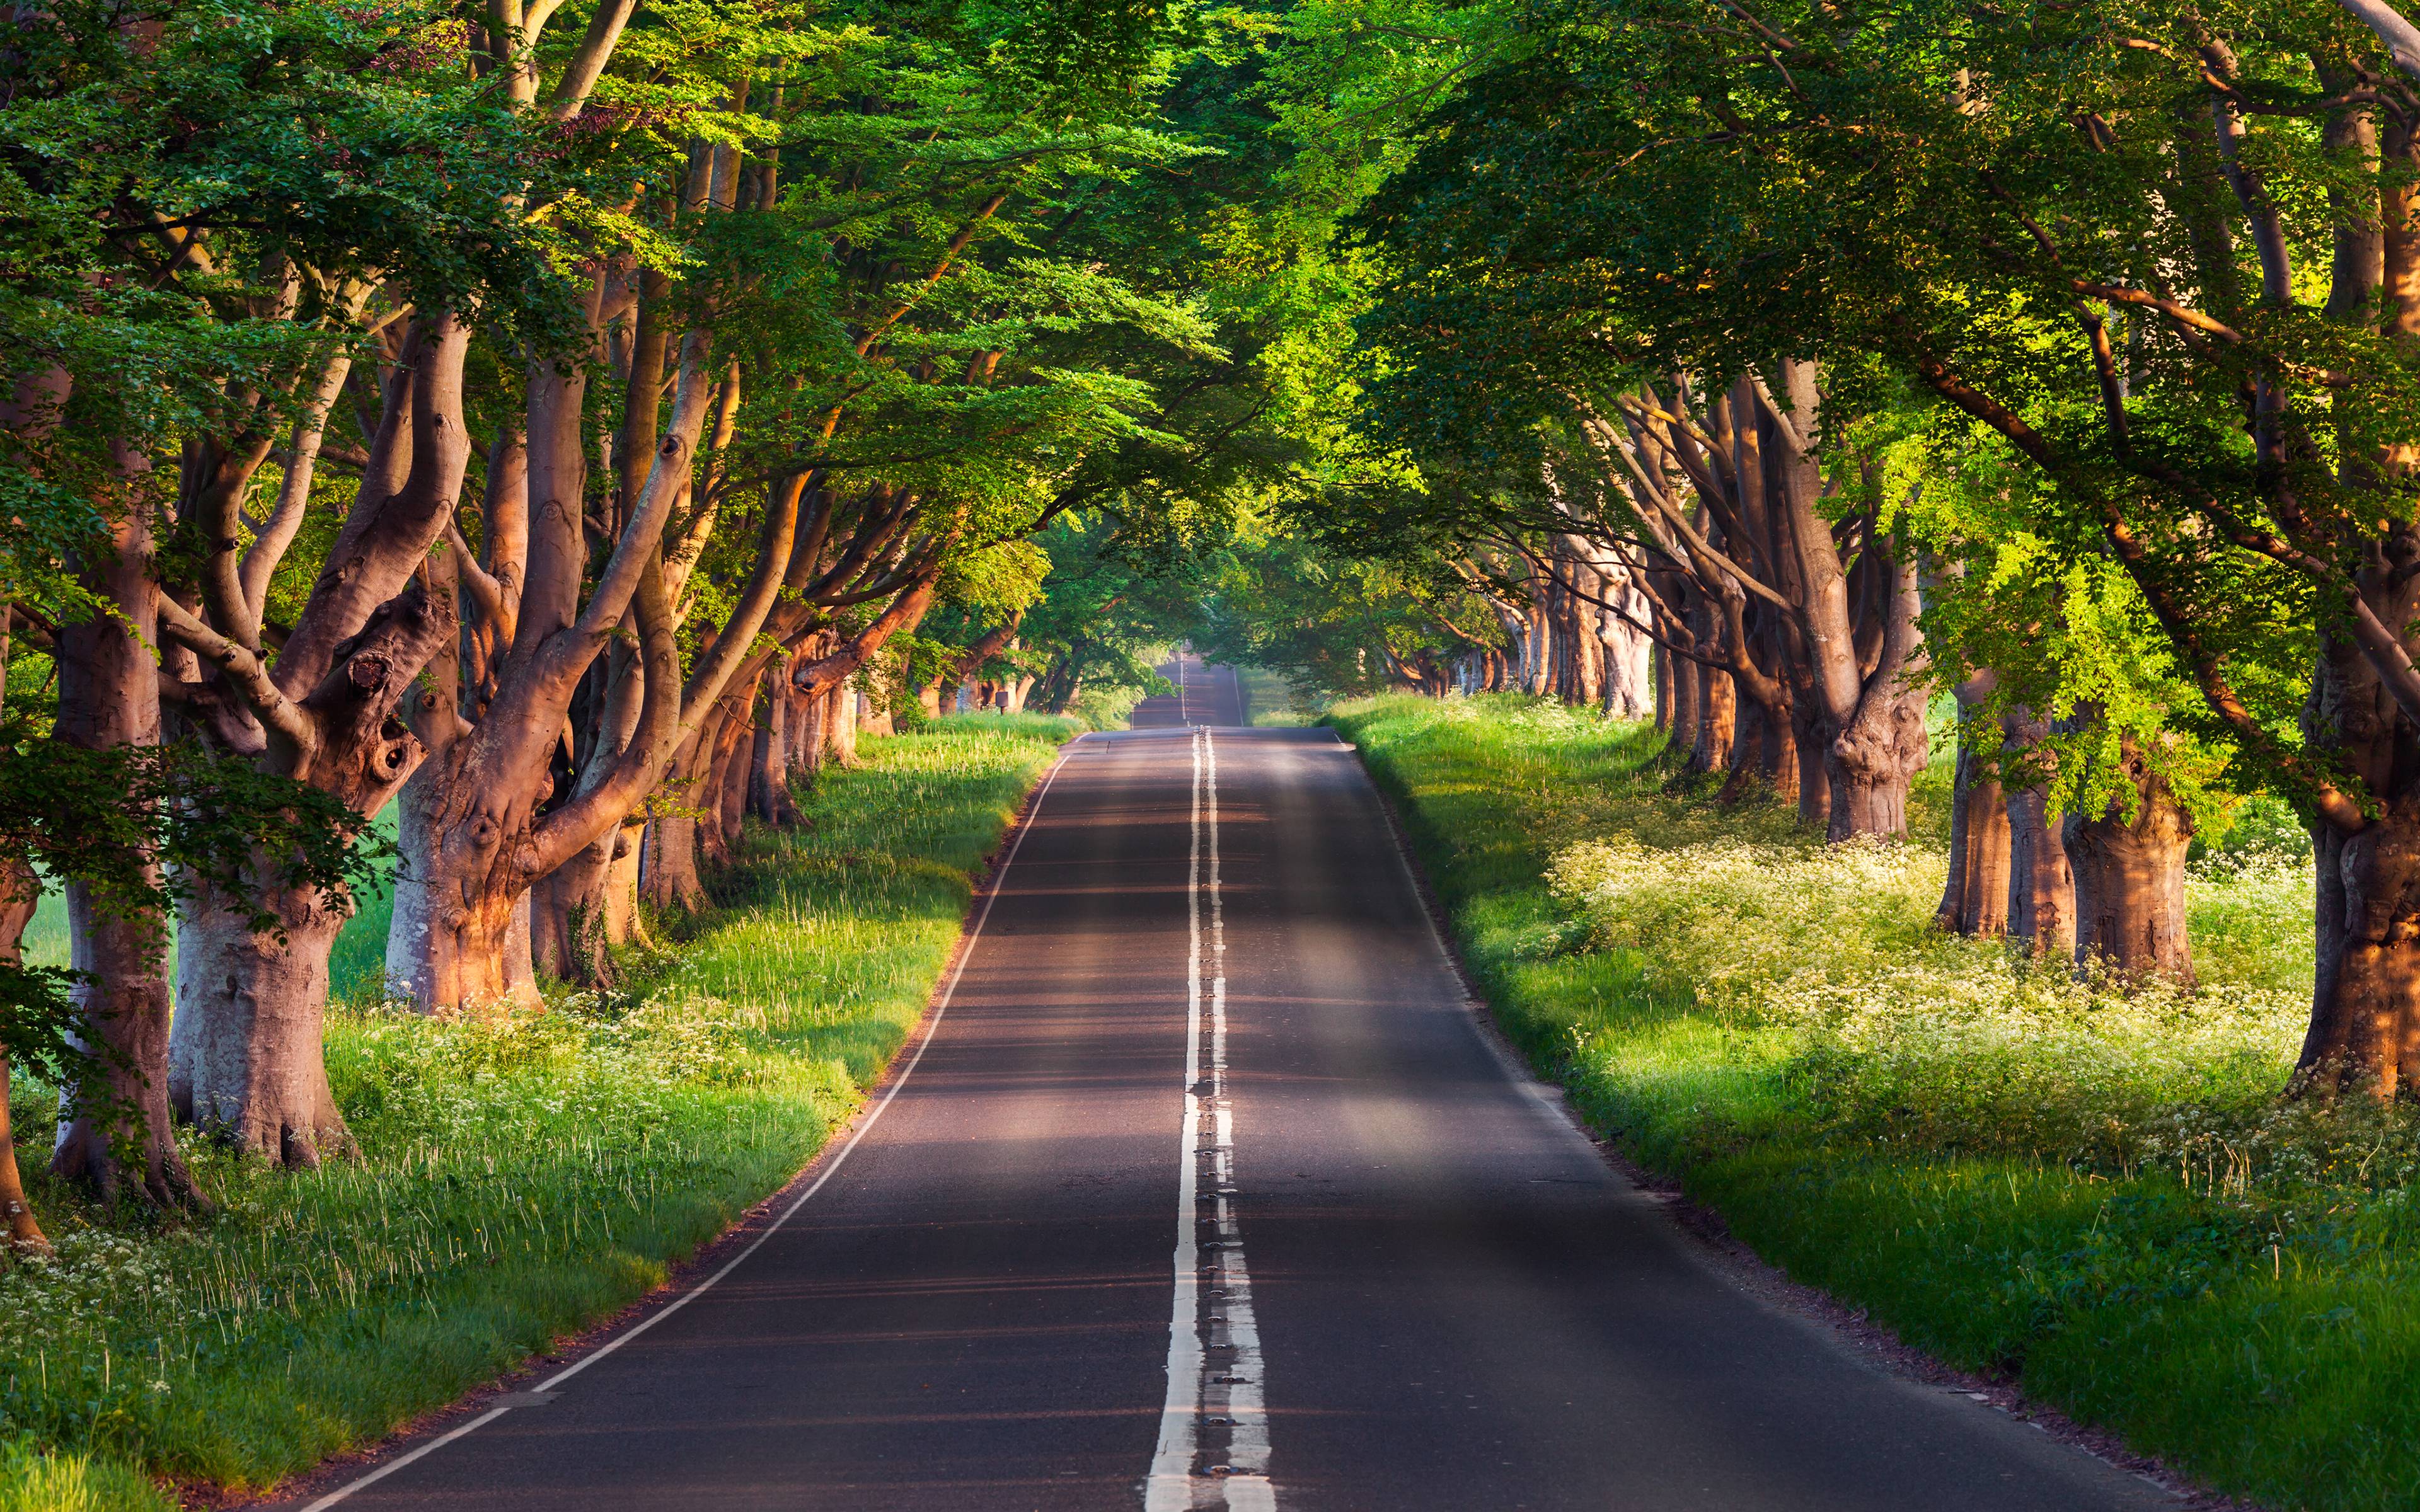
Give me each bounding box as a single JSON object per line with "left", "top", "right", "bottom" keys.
{"left": 277, "top": 654, "right": 2168, "bottom": 1511}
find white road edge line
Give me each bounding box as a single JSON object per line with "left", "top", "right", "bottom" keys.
{"left": 296, "top": 735, "right": 1089, "bottom": 1512}
{"left": 1146, "top": 726, "right": 1274, "bottom": 1511}
{"left": 1335, "top": 727, "right": 1601, "bottom": 1148}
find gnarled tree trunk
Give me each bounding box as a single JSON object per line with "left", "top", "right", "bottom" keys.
{"left": 1824, "top": 662, "right": 1930, "bottom": 841}
{"left": 170, "top": 585, "right": 447, "bottom": 1160}
{"left": 170, "top": 877, "right": 355, "bottom": 1166}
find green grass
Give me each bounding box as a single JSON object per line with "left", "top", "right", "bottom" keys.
{"left": 1334, "top": 692, "right": 2420, "bottom": 1512}
{"left": 0, "top": 711, "right": 1078, "bottom": 1509}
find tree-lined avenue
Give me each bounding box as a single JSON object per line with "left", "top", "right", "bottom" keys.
{"left": 260, "top": 659, "right": 2163, "bottom": 1510}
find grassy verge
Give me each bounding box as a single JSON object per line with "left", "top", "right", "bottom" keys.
{"left": 1333, "top": 692, "right": 2420, "bottom": 1512}
{"left": 0, "top": 711, "right": 1079, "bottom": 1510}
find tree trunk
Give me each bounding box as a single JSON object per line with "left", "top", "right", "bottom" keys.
{"left": 1571, "top": 608, "right": 1604, "bottom": 707}
{"left": 2295, "top": 612, "right": 2420, "bottom": 1094}
{"left": 0, "top": 859, "right": 50, "bottom": 1253}
{"left": 1599, "top": 588, "right": 1654, "bottom": 719}
{"left": 1690, "top": 663, "right": 1734, "bottom": 775}
{"left": 1668, "top": 645, "right": 1700, "bottom": 757}
{"left": 384, "top": 335, "right": 718, "bottom": 1014}
{"left": 1758, "top": 361, "right": 1929, "bottom": 842}
{"left": 749, "top": 667, "right": 801, "bottom": 825}
{"left": 2000, "top": 709, "right": 2076, "bottom": 956}
{"left": 1938, "top": 674, "right": 2010, "bottom": 937}
{"left": 530, "top": 827, "right": 638, "bottom": 990}
{"left": 169, "top": 878, "right": 355, "bottom": 1166}
{"left": 1718, "top": 696, "right": 1769, "bottom": 803}
{"left": 827, "top": 685, "right": 860, "bottom": 765}
{"left": 537, "top": 621, "right": 653, "bottom": 988}
{"left": 642, "top": 811, "right": 706, "bottom": 912}
{"left": 717, "top": 709, "right": 752, "bottom": 849}
{"left": 386, "top": 747, "right": 545, "bottom": 1011}
{"left": 50, "top": 495, "right": 202, "bottom": 1208}
{"left": 2063, "top": 742, "right": 2194, "bottom": 983}
{"left": 1823, "top": 675, "right": 1928, "bottom": 842}
{"left": 1761, "top": 692, "right": 1799, "bottom": 805}
{"left": 2007, "top": 788, "right": 2077, "bottom": 956}
{"left": 2302, "top": 803, "right": 2420, "bottom": 1096}
{"left": 1937, "top": 743, "right": 2012, "bottom": 936}
{"left": 692, "top": 716, "right": 748, "bottom": 871}
{"left": 791, "top": 677, "right": 827, "bottom": 782}
{"left": 749, "top": 712, "right": 778, "bottom": 803}
{"left": 179, "top": 583, "right": 447, "bottom": 1142}
{"left": 51, "top": 883, "right": 200, "bottom": 1206}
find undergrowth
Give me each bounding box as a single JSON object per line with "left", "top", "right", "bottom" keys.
{"left": 1334, "top": 691, "right": 2416, "bottom": 1512}
{"left": 0, "top": 711, "right": 1077, "bottom": 1508}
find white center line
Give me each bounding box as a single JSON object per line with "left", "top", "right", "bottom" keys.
{"left": 1146, "top": 727, "right": 1274, "bottom": 1511}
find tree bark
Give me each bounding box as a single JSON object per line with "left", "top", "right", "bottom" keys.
{"left": 1938, "top": 753, "right": 2012, "bottom": 938}
{"left": 641, "top": 810, "right": 706, "bottom": 912}
{"left": 1999, "top": 707, "right": 2075, "bottom": 957}
{"left": 2063, "top": 737, "right": 2194, "bottom": 983}
{"left": 171, "top": 584, "right": 448, "bottom": 1157}
{"left": 49, "top": 491, "right": 203, "bottom": 1208}
{"left": 169, "top": 878, "right": 355, "bottom": 1165}
{"left": 1760, "top": 684, "right": 1801, "bottom": 805}
{"left": 0, "top": 858, "right": 50, "bottom": 1254}
{"left": 1823, "top": 663, "right": 1930, "bottom": 841}
{"left": 717, "top": 705, "right": 754, "bottom": 849}
{"left": 2008, "top": 787, "right": 2077, "bottom": 956}
{"left": 748, "top": 664, "right": 800, "bottom": 825}
{"left": 1598, "top": 575, "right": 1655, "bottom": 719}
{"left": 826, "top": 685, "right": 860, "bottom": 766}
{"left": 533, "top": 631, "right": 648, "bottom": 988}
{"left": 384, "top": 336, "right": 723, "bottom": 1011}
{"left": 1690, "top": 659, "right": 1734, "bottom": 775}
{"left": 1718, "top": 694, "right": 1769, "bottom": 803}
{"left": 164, "top": 319, "right": 464, "bottom": 1162}
{"left": 1667, "top": 638, "right": 1700, "bottom": 757}
{"left": 387, "top": 744, "right": 546, "bottom": 1009}
{"left": 1937, "top": 672, "right": 2011, "bottom": 936}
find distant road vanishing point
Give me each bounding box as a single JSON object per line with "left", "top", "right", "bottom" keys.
{"left": 272, "top": 653, "right": 2168, "bottom": 1512}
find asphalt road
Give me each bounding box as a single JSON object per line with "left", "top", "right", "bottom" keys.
{"left": 278, "top": 655, "right": 2169, "bottom": 1511}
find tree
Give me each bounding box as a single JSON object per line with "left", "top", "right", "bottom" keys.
{"left": 1352, "top": 0, "right": 2420, "bottom": 1067}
